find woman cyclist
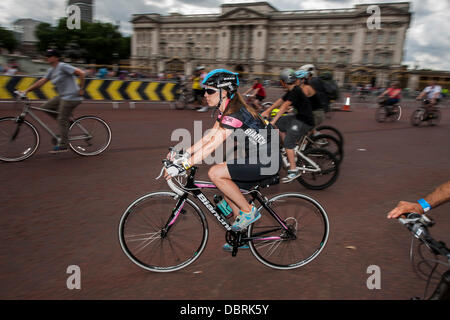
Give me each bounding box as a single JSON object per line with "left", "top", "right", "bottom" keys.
{"left": 378, "top": 81, "right": 401, "bottom": 115}
{"left": 165, "top": 69, "right": 280, "bottom": 250}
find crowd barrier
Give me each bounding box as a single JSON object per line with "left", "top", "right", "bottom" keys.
{"left": 0, "top": 75, "right": 179, "bottom": 101}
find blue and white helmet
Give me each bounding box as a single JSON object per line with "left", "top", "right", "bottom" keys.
{"left": 202, "top": 69, "right": 239, "bottom": 95}
{"left": 295, "top": 69, "right": 310, "bottom": 79}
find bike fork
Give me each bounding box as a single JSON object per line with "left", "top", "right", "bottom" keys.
{"left": 161, "top": 194, "right": 188, "bottom": 237}
{"left": 11, "top": 117, "right": 26, "bottom": 141}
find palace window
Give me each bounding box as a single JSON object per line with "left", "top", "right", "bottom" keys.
{"left": 362, "top": 52, "right": 369, "bottom": 64}
{"left": 348, "top": 33, "right": 353, "bottom": 44}
{"left": 377, "top": 32, "right": 384, "bottom": 44}
{"left": 389, "top": 32, "right": 397, "bottom": 44}
{"left": 331, "top": 52, "right": 338, "bottom": 63}
{"left": 334, "top": 33, "right": 340, "bottom": 44}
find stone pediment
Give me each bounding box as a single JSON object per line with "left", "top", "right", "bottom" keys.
{"left": 131, "top": 15, "right": 160, "bottom": 23}
{"left": 221, "top": 8, "right": 268, "bottom": 20}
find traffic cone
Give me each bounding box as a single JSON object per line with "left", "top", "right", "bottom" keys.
{"left": 341, "top": 95, "right": 351, "bottom": 111}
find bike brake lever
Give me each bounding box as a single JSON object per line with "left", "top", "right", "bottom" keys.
{"left": 156, "top": 159, "right": 171, "bottom": 180}
{"left": 155, "top": 166, "right": 165, "bottom": 180}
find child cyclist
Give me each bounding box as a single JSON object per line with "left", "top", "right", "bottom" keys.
{"left": 165, "top": 69, "right": 280, "bottom": 251}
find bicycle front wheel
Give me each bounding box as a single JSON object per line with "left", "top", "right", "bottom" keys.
{"left": 248, "top": 193, "right": 329, "bottom": 270}
{"left": 0, "top": 117, "right": 39, "bottom": 162}
{"left": 411, "top": 109, "right": 424, "bottom": 126}
{"left": 69, "top": 116, "right": 111, "bottom": 156}
{"left": 119, "top": 192, "right": 208, "bottom": 272}
{"left": 375, "top": 107, "right": 387, "bottom": 123}
{"left": 308, "top": 133, "right": 343, "bottom": 163}
{"left": 428, "top": 109, "right": 441, "bottom": 126}
{"left": 392, "top": 105, "right": 402, "bottom": 121}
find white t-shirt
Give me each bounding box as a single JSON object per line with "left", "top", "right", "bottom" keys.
{"left": 424, "top": 85, "right": 442, "bottom": 100}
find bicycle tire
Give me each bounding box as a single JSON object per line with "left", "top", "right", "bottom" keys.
{"left": 315, "top": 125, "right": 344, "bottom": 146}
{"left": 392, "top": 105, "right": 402, "bottom": 121}
{"left": 428, "top": 109, "right": 441, "bottom": 126}
{"left": 173, "top": 92, "right": 188, "bottom": 109}
{"left": 296, "top": 148, "right": 339, "bottom": 190}
{"left": 375, "top": 107, "right": 387, "bottom": 123}
{"left": 248, "top": 193, "right": 329, "bottom": 270}
{"left": 69, "top": 116, "right": 111, "bottom": 156}
{"left": 0, "top": 117, "right": 40, "bottom": 162}
{"left": 308, "top": 133, "right": 343, "bottom": 163}
{"left": 411, "top": 109, "right": 424, "bottom": 127}
{"left": 119, "top": 192, "right": 208, "bottom": 272}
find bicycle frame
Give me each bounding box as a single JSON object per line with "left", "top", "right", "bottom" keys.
{"left": 280, "top": 137, "right": 321, "bottom": 173}
{"left": 162, "top": 166, "right": 290, "bottom": 243}
{"left": 17, "top": 102, "right": 60, "bottom": 140}
{"left": 15, "top": 100, "right": 93, "bottom": 142}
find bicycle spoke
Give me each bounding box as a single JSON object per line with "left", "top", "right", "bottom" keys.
{"left": 119, "top": 192, "right": 207, "bottom": 272}
{"left": 249, "top": 193, "right": 329, "bottom": 270}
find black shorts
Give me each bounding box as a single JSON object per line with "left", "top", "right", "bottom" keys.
{"left": 227, "top": 158, "right": 281, "bottom": 189}
{"left": 255, "top": 95, "right": 265, "bottom": 102}
{"left": 276, "top": 115, "right": 312, "bottom": 149}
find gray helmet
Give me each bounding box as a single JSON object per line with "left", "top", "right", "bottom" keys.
{"left": 279, "top": 68, "right": 297, "bottom": 84}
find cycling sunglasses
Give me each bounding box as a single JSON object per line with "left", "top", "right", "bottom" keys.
{"left": 205, "top": 88, "right": 219, "bottom": 95}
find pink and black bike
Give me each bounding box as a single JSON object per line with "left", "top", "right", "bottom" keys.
{"left": 118, "top": 148, "right": 329, "bottom": 272}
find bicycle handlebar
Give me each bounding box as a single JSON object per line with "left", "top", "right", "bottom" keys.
{"left": 398, "top": 213, "right": 450, "bottom": 261}
{"left": 14, "top": 90, "right": 27, "bottom": 100}
{"left": 155, "top": 149, "right": 188, "bottom": 196}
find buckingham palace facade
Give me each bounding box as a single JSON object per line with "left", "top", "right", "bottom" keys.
{"left": 131, "top": 1, "right": 411, "bottom": 87}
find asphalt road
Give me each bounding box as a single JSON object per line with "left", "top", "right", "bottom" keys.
{"left": 1, "top": 92, "right": 449, "bottom": 300}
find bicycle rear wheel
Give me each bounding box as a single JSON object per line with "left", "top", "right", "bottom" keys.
{"left": 296, "top": 148, "right": 339, "bottom": 190}
{"left": 119, "top": 192, "right": 208, "bottom": 272}
{"left": 248, "top": 193, "right": 329, "bottom": 270}
{"left": 308, "top": 133, "right": 343, "bottom": 163}
{"left": 0, "top": 117, "right": 39, "bottom": 162}
{"left": 69, "top": 116, "right": 111, "bottom": 156}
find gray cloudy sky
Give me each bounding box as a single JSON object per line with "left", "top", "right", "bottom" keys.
{"left": 1, "top": 0, "right": 449, "bottom": 70}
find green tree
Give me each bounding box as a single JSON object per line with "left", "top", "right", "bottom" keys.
{"left": 0, "top": 26, "right": 19, "bottom": 53}
{"left": 35, "top": 18, "right": 130, "bottom": 64}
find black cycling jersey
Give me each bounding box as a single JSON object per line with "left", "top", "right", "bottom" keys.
{"left": 217, "top": 106, "right": 276, "bottom": 162}
{"left": 282, "top": 86, "right": 315, "bottom": 127}
{"left": 217, "top": 106, "right": 280, "bottom": 184}
{"left": 308, "top": 93, "right": 322, "bottom": 111}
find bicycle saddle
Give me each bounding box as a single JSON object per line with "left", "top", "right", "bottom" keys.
{"left": 235, "top": 174, "right": 280, "bottom": 190}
